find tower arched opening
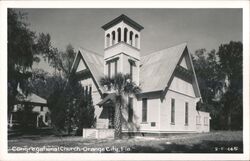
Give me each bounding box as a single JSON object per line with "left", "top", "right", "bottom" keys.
{"left": 112, "top": 31, "right": 116, "bottom": 45}
{"left": 124, "top": 28, "right": 128, "bottom": 43}
{"left": 129, "top": 31, "right": 134, "bottom": 45}
{"left": 106, "top": 33, "right": 110, "bottom": 48}
{"left": 117, "top": 28, "right": 121, "bottom": 42}
{"left": 135, "top": 34, "right": 139, "bottom": 48}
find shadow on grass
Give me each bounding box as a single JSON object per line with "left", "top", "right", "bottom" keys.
{"left": 128, "top": 140, "right": 243, "bottom": 153}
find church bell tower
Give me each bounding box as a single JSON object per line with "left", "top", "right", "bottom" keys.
{"left": 101, "top": 14, "right": 144, "bottom": 85}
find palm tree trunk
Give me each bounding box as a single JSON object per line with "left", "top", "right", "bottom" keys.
{"left": 114, "top": 99, "right": 122, "bottom": 139}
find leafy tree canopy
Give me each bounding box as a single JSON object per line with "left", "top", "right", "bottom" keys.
{"left": 193, "top": 41, "right": 243, "bottom": 130}
{"left": 8, "top": 9, "right": 51, "bottom": 111}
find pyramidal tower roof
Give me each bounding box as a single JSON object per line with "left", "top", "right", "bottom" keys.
{"left": 101, "top": 14, "right": 144, "bottom": 31}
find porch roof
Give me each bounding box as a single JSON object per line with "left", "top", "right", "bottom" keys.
{"left": 97, "top": 93, "right": 116, "bottom": 107}
{"left": 17, "top": 93, "right": 47, "bottom": 105}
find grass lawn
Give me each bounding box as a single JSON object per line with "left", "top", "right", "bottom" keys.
{"left": 8, "top": 131, "right": 243, "bottom": 153}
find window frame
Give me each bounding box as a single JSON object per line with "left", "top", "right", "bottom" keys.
{"left": 107, "top": 57, "right": 119, "bottom": 78}
{"left": 142, "top": 98, "right": 147, "bottom": 123}
{"left": 185, "top": 102, "right": 188, "bottom": 125}
{"left": 128, "top": 59, "right": 135, "bottom": 81}
{"left": 171, "top": 98, "right": 175, "bottom": 124}
{"left": 196, "top": 115, "right": 201, "bottom": 125}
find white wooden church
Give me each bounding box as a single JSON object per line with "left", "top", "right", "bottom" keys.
{"left": 70, "top": 14, "right": 210, "bottom": 136}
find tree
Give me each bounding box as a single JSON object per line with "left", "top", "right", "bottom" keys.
{"left": 28, "top": 42, "right": 76, "bottom": 99}
{"left": 8, "top": 9, "right": 94, "bottom": 134}
{"left": 72, "top": 77, "right": 95, "bottom": 135}
{"left": 217, "top": 41, "right": 243, "bottom": 130}
{"left": 36, "top": 35, "right": 76, "bottom": 78}
{"left": 193, "top": 41, "right": 243, "bottom": 130}
{"left": 192, "top": 48, "right": 227, "bottom": 130}
{"left": 41, "top": 45, "right": 80, "bottom": 134}
{"left": 47, "top": 76, "right": 68, "bottom": 133}
{"left": 47, "top": 75, "right": 95, "bottom": 135}
{"left": 192, "top": 49, "right": 224, "bottom": 106}
{"left": 59, "top": 44, "right": 76, "bottom": 78}
{"left": 8, "top": 9, "right": 36, "bottom": 115}
{"left": 8, "top": 9, "right": 53, "bottom": 118}
{"left": 35, "top": 33, "right": 60, "bottom": 71}
{"left": 28, "top": 42, "right": 93, "bottom": 135}
{"left": 100, "top": 73, "right": 141, "bottom": 139}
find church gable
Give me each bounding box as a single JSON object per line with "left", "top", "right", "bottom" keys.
{"left": 169, "top": 74, "right": 196, "bottom": 97}
{"left": 70, "top": 49, "right": 105, "bottom": 95}
{"left": 71, "top": 52, "right": 84, "bottom": 74}
{"left": 179, "top": 54, "right": 190, "bottom": 70}
{"left": 70, "top": 54, "right": 91, "bottom": 83}
{"left": 76, "top": 58, "right": 87, "bottom": 72}
{"left": 168, "top": 49, "right": 201, "bottom": 98}
{"left": 140, "top": 43, "right": 187, "bottom": 93}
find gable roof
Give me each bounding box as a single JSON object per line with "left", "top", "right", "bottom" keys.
{"left": 71, "top": 42, "right": 201, "bottom": 98}
{"left": 97, "top": 93, "right": 116, "bottom": 106}
{"left": 140, "top": 43, "right": 188, "bottom": 93}
{"left": 16, "top": 83, "right": 47, "bottom": 104}
{"left": 24, "top": 93, "right": 47, "bottom": 104}
{"left": 71, "top": 47, "right": 105, "bottom": 94}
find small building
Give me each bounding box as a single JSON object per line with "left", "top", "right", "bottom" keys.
{"left": 70, "top": 14, "right": 210, "bottom": 136}
{"left": 9, "top": 92, "right": 51, "bottom": 129}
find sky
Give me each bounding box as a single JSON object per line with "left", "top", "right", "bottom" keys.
{"left": 17, "top": 8, "right": 242, "bottom": 71}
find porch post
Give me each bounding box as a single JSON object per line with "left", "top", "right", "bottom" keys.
{"left": 36, "top": 115, "right": 39, "bottom": 128}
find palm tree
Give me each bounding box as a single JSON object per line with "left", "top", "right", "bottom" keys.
{"left": 100, "top": 73, "right": 141, "bottom": 139}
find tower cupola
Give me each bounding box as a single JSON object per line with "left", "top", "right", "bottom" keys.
{"left": 102, "top": 14, "right": 144, "bottom": 50}
{"left": 102, "top": 14, "right": 143, "bottom": 85}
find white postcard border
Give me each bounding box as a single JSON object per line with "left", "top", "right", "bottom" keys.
{"left": 0, "top": 1, "right": 249, "bottom": 161}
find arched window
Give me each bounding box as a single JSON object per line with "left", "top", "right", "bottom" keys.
{"left": 135, "top": 34, "right": 139, "bottom": 48}
{"left": 124, "top": 28, "right": 128, "bottom": 42}
{"left": 106, "top": 34, "right": 110, "bottom": 47}
{"left": 117, "top": 28, "right": 121, "bottom": 42}
{"left": 112, "top": 31, "right": 115, "bottom": 45}
{"left": 129, "top": 31, "right": 133, "bottom": 45}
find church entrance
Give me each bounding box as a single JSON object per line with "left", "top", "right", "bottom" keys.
{"left": 107, "top": 105, "right": 115, "bottom": 129}
{"left": 97, "top": 93, "right": 116, "bottom": 129}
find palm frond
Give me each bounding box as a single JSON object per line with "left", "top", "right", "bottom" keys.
{"left": 99, "top": 76, "right": 112, "bottom": 90}
{"left": 124, "top": 81, "right": 141, "bottom": 96}
{"left": 123, "top": 73, "right": 132, "bottom": 80}
{"left": 99, "top": 72, "right": 141, "bottom": 96}
{"left": 112, "top": 73, "right": 125, "bottom": 93}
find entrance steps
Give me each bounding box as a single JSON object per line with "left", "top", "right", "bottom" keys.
{"left": 82, "top": 128, "right": 114, "bottom": 139}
